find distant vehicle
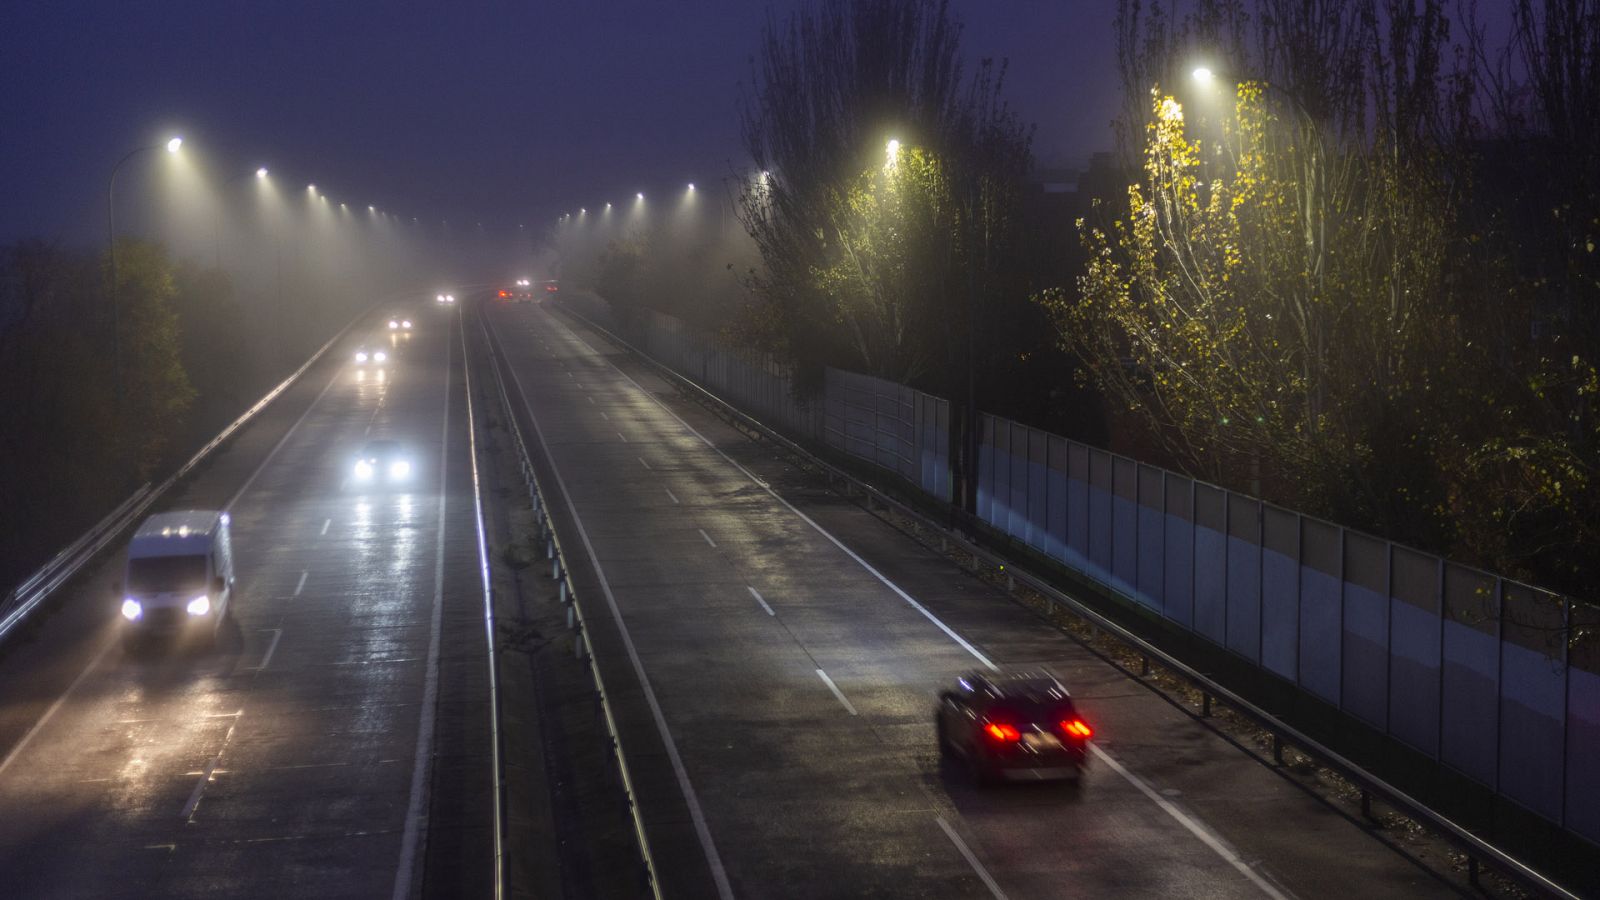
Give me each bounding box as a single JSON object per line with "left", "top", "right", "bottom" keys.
{"left": 937, "top": 669, "right": 1092, "bottom": 784}
{"left": 352, "top": 439, "right": 413, "bottom": 485}
{"left": 542, "top": 279, "right": 559, "bottom": 295}
{"left": 387, "top": 317, "right": 413, "bottom": 330}
{"left": 353, "top": 347, "right": 388, "bottom": 366}
{"left": 435, "top": 293, "right": 456, "bottom": 305}
{"left": 497, "top": 284, "right": 533, "bottom": 302}
{"left": 119, "top": 510, "right": 234, "bottom": 642}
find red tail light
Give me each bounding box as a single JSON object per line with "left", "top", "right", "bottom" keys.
{"left": 984, "top": 722, "right": 1021, "bottom": 742}
{"left": 1061, "top": 719, "right": 1093, "bottom": 739}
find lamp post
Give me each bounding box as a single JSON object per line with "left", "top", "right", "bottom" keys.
{"left": 215, "top": 167, "right": 269, "bottom": 268}
{"left": 106, "top": 135, "right": 181, "bottom": 430}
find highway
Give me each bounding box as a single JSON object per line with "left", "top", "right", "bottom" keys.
{"left": 0, "top": 289, "right": 1487, "bottom": 900}
{"left": 0, "top": 303, "right": 491, "bottom": 898}
{"left": 485, "top": 297, "right": 1471, "bottom": 900}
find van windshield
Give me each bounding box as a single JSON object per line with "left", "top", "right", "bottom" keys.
{"left": 127, "top": 555, "right": 209, "bottom": 595}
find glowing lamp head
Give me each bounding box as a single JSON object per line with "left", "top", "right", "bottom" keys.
{"left": 121, "top": 598, "right": 142, "bottom": 621}
{"left": 255, "top": 167, "right": 268, "bottom": 179}
{"left": 886, "top": 138, "right": 901, "bottom": 159}
{"left": 687, "top": 183, "right": 695, "bottom": 191}
{"left": 1192, "top": 66, "right": 1215, "bottom": 85}
{"left": 166, "top": 137, "right": 183, "bottom": 154}
{"left": 636, "top": 192, "right": 644, "bottom": 200}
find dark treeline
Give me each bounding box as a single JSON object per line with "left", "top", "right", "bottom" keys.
{"left": 0, "top": 237, "right": 360, "bottom": 590}
{"left": 567, "top": 0, "right": 1597, "bottom": 603}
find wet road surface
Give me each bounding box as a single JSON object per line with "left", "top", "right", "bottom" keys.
{"left": 486, "top": 298, "right": 1469, "bottom": 900}
{"left": 0, "top": 304, "right": 485, "bottom": 899}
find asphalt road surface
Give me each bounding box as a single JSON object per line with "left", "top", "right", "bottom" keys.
{"left": 486, "top": 297, "right": 1471, "bottom": 900}
{"left": 0, "top": 303, "right": 489, "bottom": 899}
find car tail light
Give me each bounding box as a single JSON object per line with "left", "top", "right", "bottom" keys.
{"left": 984, "top": 722, "right": 1021, "bottom": 742}
{"left": 1061, "top": 719, "right": 1093, "bottom": 739}
{"left": 498, "top": 290, "right": 507, "bottom": 298}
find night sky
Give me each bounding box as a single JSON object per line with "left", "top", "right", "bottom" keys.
{"left": 0, "top": 1, "right": 1120, "bottom": 246}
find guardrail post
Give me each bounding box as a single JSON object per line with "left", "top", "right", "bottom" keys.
{"left": 1140, "top": 656, "right": 1150, "bottom": 677}
{"left": 1468, "top": 856, "right": 1479, "bottom": 886}
{"left": 547, "top": 535, "right": 555, "bottom": 560}
{"left": 1272, "top": 733, "right": 1283, "bottom": 765}
{"left": 1201, "top": 692, "right": 1212, "bottom": 717}
{"left": 575, "top": 628, "right": 587, "bottom": 660}
{"left": 552, "top": 554, "right": 562, "bottom": 581}
{"left": 1360, "top": 790, "right": 1373, "bottom": 821}
{"left": 567, "top": 605, "right": 575, "bottom": 630}
{"left": 559, "top": 578, "right": 569, "bottom": 604}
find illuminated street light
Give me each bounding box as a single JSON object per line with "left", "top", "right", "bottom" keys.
{"left": 636, "top": 192, "right": 644, "bottom": 200}
{"left": 107, "top": 134, "right": 185, "bottom": 427}
{"left": 886, "top": 138, "right": 901, "bottom": 160}
{"left": 307, "top": 183, "right": 316, "bottom": 193}
{"left": 1191, "top": 66, "right": 1215, "bottom": 86}
{"left": 687, "top": 183, "right": 695, "bottom": 191}
{"left": 255, "top": 167, "right": 269, "bottom": 179}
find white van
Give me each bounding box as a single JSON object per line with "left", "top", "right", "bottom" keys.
{"left": 119, "top": 510, "right": 235, "bottom": 641}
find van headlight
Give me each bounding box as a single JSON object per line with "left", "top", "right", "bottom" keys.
{"left": 374, "top": 350, "right": 388, "bottom": 363}
{"left": 355, "top": 351, "right": 369, "bottom": 363}
{"left": 121, "top": 598, "right": 143, "bottom": 621}
{"left": 186, "top": 595, "right": 211, "bottom": 616}
{"left": 354, "top": 459, "right": 374, "bottom": 480}
{"left": 389, "top": 460, "right": 411, "bottom": 479}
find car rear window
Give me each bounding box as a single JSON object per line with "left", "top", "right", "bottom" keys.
{"left": 990, "top": 699, "right": 1077, "bottom": 724}
{"left": 128, "top": 554, "right": 208, "bottom": 594}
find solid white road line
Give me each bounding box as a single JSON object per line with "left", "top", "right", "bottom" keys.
{"left": 698, "top": 528, "right": 717, "bottom": 548}
{"left": 815, "top": 669, "right": 857, "bottom": 716}
{"left": 936, "top": 817, "right": 1009, "bottom": 900}
{"left": 0, "top": 636, "right": 117, "bottom": 781}
{"left": 1089, "top": 744, "right": 1289, "bottom": 899}
{"left": 320, "top": 518, "right": 331, "bottom": 536}
{"left": 747, "top": 587, "right": 775, "bottom": 616}
{"left": 500, "top": 338, "right": 736, "bottom": 900}
{"left": 293, "top": 570, "right": 308, "bottom": 596}
{"left": 555, "top": 315, "right": 997, "bottom": 672}
{"left": 553, "top": 307, "right": 1291, "bottom": 898}
{"left": 391, "top": 313, "right": 453, "bottom": 900}
{"left": 1, "top": 332, "right": 354, "bottom": 788}
{"left": 664, "top": 488, "right": 680, "bottom": 505}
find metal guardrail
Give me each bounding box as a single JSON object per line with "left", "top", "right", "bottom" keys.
{"left": 474, "top": 303, "right": 664, "bottom": 899}
{"left": 555, "top": 300, "right": 1585, "bottom": 900}
{"left": 0, "top": 311, "right": 366, "bottom": 649}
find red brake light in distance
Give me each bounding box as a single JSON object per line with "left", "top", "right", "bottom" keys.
{"left": 984, "top": 723, "right": 1021, "bottom": 742}
{"left": 1061, "top": 719, "right": 1093, "bottom": 739}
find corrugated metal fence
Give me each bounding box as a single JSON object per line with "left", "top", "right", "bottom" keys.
{"left": 561, "top": 293, "right": 950, "bottom": 502}
{"left": 556, "top": 291, "right": 1595, "bottom": 846}
{"left": 976, "top": 412, "right": 1599, "bottom": 845}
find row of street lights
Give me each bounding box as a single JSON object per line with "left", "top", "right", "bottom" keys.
{"left": 103, "top": 133, "right": 419, "bottom": 425}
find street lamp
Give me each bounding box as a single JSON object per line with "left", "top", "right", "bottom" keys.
{"left": 255, "top": 167, "right": 269, "bottom": 179}
{"left": 1191, "top": 66, "right": 1214, "bottom": 86}
{"left": 106, "top": 134, "right": 183, "bottom": 434}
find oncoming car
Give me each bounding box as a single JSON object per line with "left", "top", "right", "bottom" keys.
{"left": 435, "top": 293, "right": 456, "bottom": 305}
{"left": 119, "top": 510, "right": 234, "bottom": 645}
{"left": 353, "top": 347, "right": 388, "bottom": 366}
{"left": 936, "top": 669, "right": 1093, "bottom": 784}
{"left": 352, "top": 439, "right": 413, "bottom": 486}
{"left": 387, "top": 316, "right": 413, "bottom": 331}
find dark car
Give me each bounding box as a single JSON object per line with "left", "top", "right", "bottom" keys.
{"left": 936, "top": 669, "right": 1092, "bottom": 784}
{"left": 351, "top": 439, "right": 414, "bottom": 486}
{"left": 542, "top": 279, "right": 559, "bottom": 295}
